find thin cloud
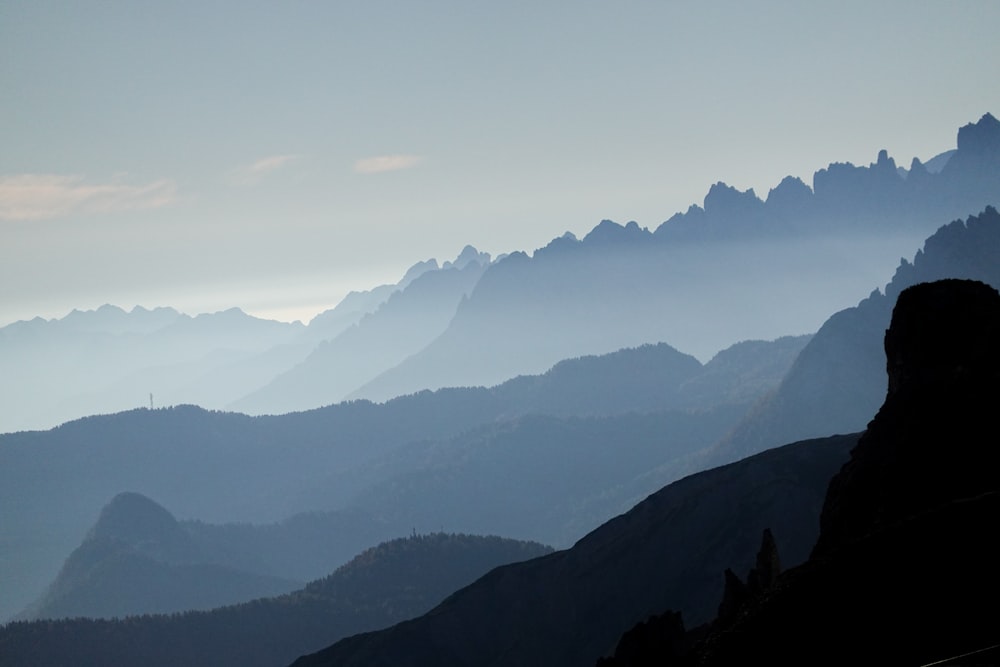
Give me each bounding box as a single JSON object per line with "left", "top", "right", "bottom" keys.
{"left": 0, "top": 174, "right": 176, "bottom": 221}
{"left": 227, "top": 154, "right": 300, "bottom": 186}
{"left": 353, "top": 154, "right": 422, "bottom": 175}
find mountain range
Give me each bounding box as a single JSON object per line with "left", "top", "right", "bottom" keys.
{"left": 1, "top": 114, "right": 998, "bottom": 665}
{"left": 0, "top": 531, "right": 551, "bottom": 667}
{"left": 4, "top": 114, "right": 999, "bottom": 431}
{"left": 0, "top": 332, "right": 804, "bottom": 621}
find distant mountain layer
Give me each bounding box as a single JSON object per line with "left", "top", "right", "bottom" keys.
{"left": 0, "top": 336, "right": 800, "bottom": 621}
{"left": 349, "top": 114, "right": 1000, "bottom": 400}
{"left": 0, "top": 246, "right": 488, "bottom": 433}
{"left": 231, "top": 252, "right": 490, "bottom": 415}
{"left": 0, "top": 533, "right": 551, "bottom": 667}
{"left": 4, "top": 115, "right": 998, "bottom": 430}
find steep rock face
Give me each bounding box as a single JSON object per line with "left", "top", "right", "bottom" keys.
{"left": 714, "top": 206, "right": 1000, "bottom": 464}
{"left": 813, "top": 279, "right": 1000, "bottom": 554}
{"left": 696, "top": 279, "right": 1000, "bottom": 666}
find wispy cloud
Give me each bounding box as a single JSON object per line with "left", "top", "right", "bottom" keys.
{"left": 0, "top": 174, "right": 176, "bottom": 221}
{"left": 227, "top": 154, "right": 300, "bottom": 186}
{"left": 353, "top": 154, "right": 422, "bottom": 175}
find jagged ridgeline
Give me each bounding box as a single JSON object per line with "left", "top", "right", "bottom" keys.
{"left": 1, "top": 115, "right": 999, "bottom": 666}
{"left": 4, "top": 114, "right": 999, "bottom": 432}
{"left": 0, "top": 532, "right": 551, "bottom": 667}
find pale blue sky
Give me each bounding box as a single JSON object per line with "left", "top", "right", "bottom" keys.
{"left": 2, "top": 1, "right": 999, "bottom": 325}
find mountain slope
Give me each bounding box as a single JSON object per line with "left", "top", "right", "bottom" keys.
{"left": 291, "top": 434, "right": 855, "bottom": 667}
{"left": 0, "top": 533, "right": 551, "bottom": 667}
{"left": 713, "top": 205, "right": 1000, "bottom": 464}
{"left": 0, "top": 336, "right": 795, "bottom": 621}
{"left": 655, "top": 279, "right": 1000, "bottom": 666}
{"left": 18, "top": 492, "right": 302, "bottom": 620}
{"left": 231, "top": 249, "right": 490, "bottom": 414}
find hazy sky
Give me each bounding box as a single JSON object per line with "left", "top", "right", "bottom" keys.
{"left": 2, "top": 1, "right": 999, "bottom": 326}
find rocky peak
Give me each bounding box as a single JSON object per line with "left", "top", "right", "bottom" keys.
{"left": 815, "top": 279, "right": 1000, "bottom": 555}
{"left": 956, "top": 112, "right": 1000, "bottom": 156}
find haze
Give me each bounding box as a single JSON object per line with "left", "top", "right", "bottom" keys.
{"left": 3, "top": 1, "right": 999, "bottom": 325}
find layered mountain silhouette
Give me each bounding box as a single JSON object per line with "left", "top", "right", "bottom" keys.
{"left": 597, "top": 279, "right": 1000, "bottom": 666}
{"left": 231, "top": 247, "right": 491, "bottom": 415}
{"left": 5, "top": 115, "right": 998, "bottom": 432}
{"left": 291, "top": 278, "right": 1000, "bottom": 667}
{"left": 0, "top": 336, "right": 799, "bottom": 621}
{"left": 349, "top": 114, "right": 1000, "bottom": 400}
{"left": 18, "top": 492, "right": 302, "bottom": 620}
{"left": 714, "top": 205, "right": 1000, "bottom": 464}
{"left": 0, "top": 305, "right": 304, "bottom": 433}
{"left": 0, "top": 248, "right": 480, "bottom": 433}
{"left": 0, "top": 533, "right": 551, "bottom": 667}
{"left": 290, "top": 434, "right": 856, "bottom": 667}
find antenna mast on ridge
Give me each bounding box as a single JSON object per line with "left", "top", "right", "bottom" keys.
{"left": 150, "top": 393, "right": 154, "bottom": 410}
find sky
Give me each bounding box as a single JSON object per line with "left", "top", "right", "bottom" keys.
{"left": 2, "top": 1, "right": 999, "bottom": 326}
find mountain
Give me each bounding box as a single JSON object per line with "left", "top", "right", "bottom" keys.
{"left": 19, "top": 492, "right": 302, "bottom": 620}
{"left": 713, "top": 205, "right": 1000, "bottom": 464}
{"left": 0, "top": 336, "right": 796, "bottom": 621}
{"left": 0, "top": 306, "right": 305, "bottom": 433}
{"left": 0, "top": 252, "right": 461, "bottom": 434}
{"left": 348, "top": 114, "right": 1000, "bottom": 402}
{"left": 231, "top": 247, "right": 491, "bottom": 415}
{"left": 0, "top": 533, "right": 551, "bottom": 667}
{"left": 290, "top": 434, "right": 856, "bottom": 667}
{"left": 603, "top": 279, "right": 1000, "bottom": 666}
{"left": 293, "top": 277, "right": 1000, "bottom": 667}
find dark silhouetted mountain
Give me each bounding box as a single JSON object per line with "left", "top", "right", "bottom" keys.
{"left": 0, "top": 335, "right": 796, "bottom": 621}
{"left": 0, "top": 533, "right": 551, "bottom": 667}
{"left": 231, "top": 250, "right": 491, "bottom": 414}
{"left": 290, "top": 434, "right": 855, "bottom": 667}
{"left": 19, "top": 492, "right": 302, "bottom": 620}
{"left": 634, "top": 279, "right": 1000, "bottom": 666}
{"left": 713, "top": 206, "right": 1000, "bottom": 465}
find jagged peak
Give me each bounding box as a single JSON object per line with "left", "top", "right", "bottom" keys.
{"left": 582, "top": 218, "right": 651, "bottom": 244}
{"left": 957, "top": 112, "right": 1000, "bottom": 153}
{"left": 765, "top": 175, "right": 813, "bottom": 205}
{"left": 399, "top": 258, "right": 439, "bottom": 287}
{"left": 442, "top": 245, "right": 491, "bottom": 270}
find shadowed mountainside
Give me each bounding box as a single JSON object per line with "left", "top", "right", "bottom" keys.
{"left": 290, "top": 434, "right": 855, "bottom": 667}
{"left": 0, "top": 336, "right": 799, "bottom": 621}
{"left": 18, "top": 492, "right": 304, "bottom": 621}
{"left": 599, "top": 279, "right": 1000, "bottom": 666}
{"left": 0, "top": 533, "right": 551, "bottom": 667}
{"left": 713, "top": 205, "right": 1000, "bottom": 465}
